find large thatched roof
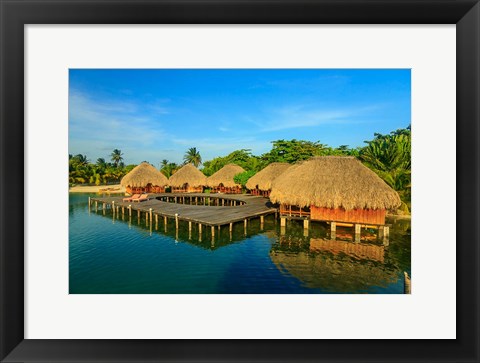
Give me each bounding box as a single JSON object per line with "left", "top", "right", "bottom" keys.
{"left": 269, "top": 156, "right": 401, "bottom": 210}
{"left": 120, "top": 162, "right": 168, "bottom": 188}
{"left": 206, "top": 163, "right": 245, "bottom": 188}
{"left": 246, "top": 162, "right": 291, "bottom": 191}
{"left": 169, "top": 163, "right": 207, "bottom": 187}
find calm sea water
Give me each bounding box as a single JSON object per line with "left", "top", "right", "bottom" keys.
{"left": 69, "top": 193, "right": 411, "bottom": 294}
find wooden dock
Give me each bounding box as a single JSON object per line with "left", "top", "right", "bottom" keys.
{"left": 89, "top": 193, "right": 277, "bottom": 230}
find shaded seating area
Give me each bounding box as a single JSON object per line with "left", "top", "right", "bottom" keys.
{"left": 207, "top": 164, "right": 245, "bottom": 194}
{"left": 120, "top": 162, "right": 169, "bottom": 195}
{"left": 169, "top": 163, "right": 207, "bottom": 193}
{"left": 246, "top": 162, "right": 291, "bottom": 197}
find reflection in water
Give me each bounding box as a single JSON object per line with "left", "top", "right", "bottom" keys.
{"left": 70, "top": 193, "right": 411, "bottom": 294}
{"left": 270, "top": 243, "right": 396, "bottom": 293}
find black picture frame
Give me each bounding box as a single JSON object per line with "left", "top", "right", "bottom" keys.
{"left": 1, "top": 1, "right": 478, "bottom": 362}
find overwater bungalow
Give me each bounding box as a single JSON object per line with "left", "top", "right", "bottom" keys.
{"left": 246, "top": 162, "right": 291, "bottom": 197}
{"left": 120, "top": 162, "right": 169, "bottom": 194}
{"left": 169, "top": 163, "right": 207, "bottom": 193}
{"left": 269, "top": 156, "right": 401, "bottom": 237}
{"left": 207, "top": 163, "right": 245, "bottom": 194}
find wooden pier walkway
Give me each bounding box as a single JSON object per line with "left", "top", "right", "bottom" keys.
{"left": 89, "top": 193, "right": 277, "bottom": 229}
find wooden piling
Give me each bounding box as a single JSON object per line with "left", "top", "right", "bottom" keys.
{"left": 280, "top": 217, "right": 286, "bottom": 227}
{"left": 354, "top": 224, "right": 361, "bottom": 243}
{"left": 128, "top": 205, "right": 132, "bottom": 217}
{"left": 404, "top": 271, "right": 411, "bottom": 294}
{"left": 175, "top": 213, "right": 179, "bottom": 229}
{"left": 303, "top": 219, "right": 309, "bottom": 230}
{"left": 229, "top": 222, "right": 233, "bottom": 232}
{"left": 189, "top": 221, "right": 192, "bottom": 232}
{"left": 211, "top": 226, "right": 215, "bottom": 237}
{"left": 260, "top": 215, "right": 264, "bottom": 224}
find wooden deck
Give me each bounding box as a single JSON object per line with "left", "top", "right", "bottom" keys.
{"left": 90, "top": 193, "right": 277, "bottom": 227}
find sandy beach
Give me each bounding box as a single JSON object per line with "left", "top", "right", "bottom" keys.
{"left": 69, "top": 184, "right": 125, "bottom": 194}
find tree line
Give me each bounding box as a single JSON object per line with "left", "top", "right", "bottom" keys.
{"left": 69, "top": 127, "right": 411, "bottom": 212}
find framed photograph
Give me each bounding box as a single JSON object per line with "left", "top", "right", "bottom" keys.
{"left": 1, "top": 0, "right": 478, "bottom": 362}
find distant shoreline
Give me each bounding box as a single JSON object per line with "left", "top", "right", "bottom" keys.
{"left": 69, "top": 184, "right": 125, "bottom": 194}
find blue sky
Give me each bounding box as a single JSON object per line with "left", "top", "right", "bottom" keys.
{"left": 69, "top": 69, "right": 410, "bottom": 166}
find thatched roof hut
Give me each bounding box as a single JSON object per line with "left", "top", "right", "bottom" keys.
{"left": 246, "top": 162, "right": 291, "bottom": 191}
{"left": 169, "top": 163, "right": 207, "bottom": 188}
{"left": 120, "top": 162, "right": 168, "bottom": 188}
{"left": 270, "top": 156, "right": 401, "bottom": 210}
{"left": 207, "top": 163, "right": 245, "bottom": 188}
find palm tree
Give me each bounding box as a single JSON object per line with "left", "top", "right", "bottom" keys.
{"left": 183, "top": 147, "right": 202, "bottom": 167}
{"left": 96, "top": 158, "right": 107, "bottom": 169}
{"left": 110, "top": 149, "right": 124, "bottom": 168}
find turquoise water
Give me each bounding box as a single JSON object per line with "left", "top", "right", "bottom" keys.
{"left": 69, "top": 193, "right": 411, "bottom": 294}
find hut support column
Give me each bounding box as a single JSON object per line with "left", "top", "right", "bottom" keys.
{"left": 175, "top": 213, "right": 179, "bottom": 230}
{"left": 229, "top": 223, "right": 233, "bottom": 232}
{"left": 303, "top": 219, "right": 309, "bottom": 230}
{"left": 280, "top": 217, "right": 286, "bottom": 227}
{"left": 382, "top": 226, "right": 390, "bottom": 246}
{"left": 149, "top": 208, "right": 153, "bottom": 224}
{"left": 128, "top": 205, "right": 132, "bottom": 217}
{"left": 155, "top": 214, "right": 158, "bottom": 230}
{"left": 354, "top": 224, "right": 361, "bottom": 243}
{"left": 95, "top": 201, "right": 98, "bottom": 211}
{"left": 330, "top": 222, "right": 336, "bottom": 240}
{"left": 88, "top": 197, "right": 91, "bottom": 209}
{"left": 112, "top": 201, "right": 115, "bottom": 216}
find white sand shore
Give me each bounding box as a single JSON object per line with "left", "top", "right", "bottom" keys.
{"left": 69, "top": 184, "right": 125, "bottom": 194}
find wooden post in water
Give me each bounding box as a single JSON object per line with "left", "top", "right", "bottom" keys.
{"left": 137, "top": 209, "right": 140, "bottom": 220}
{"left": 175, "top": 213, "right": 179, "bottom": 230}
{"left": 354, "top": 224, "right": 361, "bottom": 243}
{"left": 211, "top": 226, "right": 215, "bottom": 237}
{"left": 404, "top": 271, "right": 411, "bottom": 294}
{"left": 303, "top": 219, "right": 309, "bottom": 230}
{"left": 280, "top": 217, "right": 286, "bottom": 227}
{"left": 382, "top": 226, "right": 390, "bottom": 246}
{"left": 229, "top": 223, "right": 233, "bottom": 232}
{"left": 155, "top": 214, "right": 158, "bottom": 230}
{"left": 122, "top": 207, "right": 125, "bottom": 216}
{"left": 149, "top": 208, "right": 153, "bottom": 224}
{"left": 198, "top": 223, "right": 202, "bottom": 241}
{"left": 95, "top": 201, "right": 98, "bottom": 211}
{"left": 88, "top": 197, "right": 91, "bottom": 209}
{"left": 128, "top": 205, "right": 132, "bottom": 217}
{"left": 112, "top": 201, "right": 115, "bottom": 216}
{"left": 188, "top": 221, "right": 192, "bottom": 232}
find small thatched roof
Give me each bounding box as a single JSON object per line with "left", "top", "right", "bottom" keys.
{"left": 206, "top": 163, "right": 245, "bottom": 188}
{"left": 169, "top": 163, "right": 207, "bottom": 187}
{"left": 270, "top": 156, "right": 401, "bottom": 210}
{"left": 246, "top": 162, "right": 291, "bottom": 191}
{"left": 120, "top": 162, "right": 168, "bottom": 188}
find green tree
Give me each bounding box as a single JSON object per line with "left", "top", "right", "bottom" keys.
{"left": 110, "top": 149, "right": 124, "bottom": 168}
{"left": 359, "top": 126, "right": 411, "bottom": 211}
{"left": 183, "top": 147, "right": 202, "bottom": 167}
{"left": 233, "top": 170, "right": 257, "bottom": 188}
